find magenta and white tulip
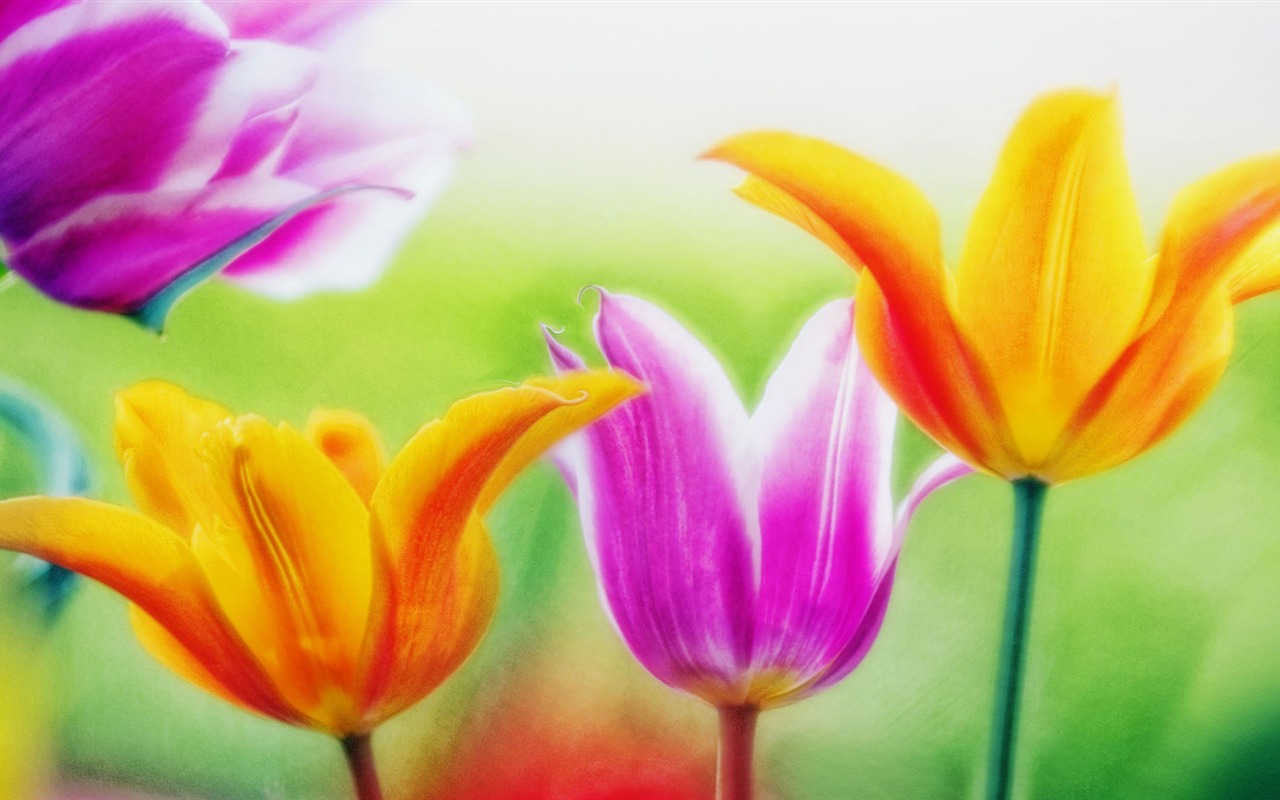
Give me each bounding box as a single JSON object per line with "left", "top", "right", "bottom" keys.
{"left": 0, "top": 0, "right": 468, "bottom": 328}
{"left": 546, "top": 292, "right": 970, "bottom": 799}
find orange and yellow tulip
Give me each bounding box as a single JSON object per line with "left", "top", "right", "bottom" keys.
{"left": 0, "top": 376, "right": 637, "bottom": 793}
{"left": 707, "top": 88, "right": 1280, "bottom": 484}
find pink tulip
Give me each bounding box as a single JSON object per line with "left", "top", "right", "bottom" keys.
{"left": 547, "top": 292, "right": 971, "bottom": 799}
{"left": 0, "top": 1, "right": 468, "bottom": 328}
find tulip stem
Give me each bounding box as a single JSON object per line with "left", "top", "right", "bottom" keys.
{"left": 717, "top": 704, "right": 759, "bottom": 800}
{"left": 340, "top": 733, "right": 384, "bottom": 800}
{"left": 985, "top": 477, "right": 1048, "bottom": 800}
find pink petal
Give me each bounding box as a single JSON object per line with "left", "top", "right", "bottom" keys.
{"left": 205, "top": 0, "right": 374, "bottom": 47}
{"left": 8, "top": 178, "right": 314, "bottom": 312}
{"left": 0, "top": 1, "right": 229, "bottom": 242}
{"left": 801, "top": 453, "right": 972, "bottom": 696}
{"left": 749, "top": 299, "right": 899, "bottom": 688}
{"left": 220, "top": 64, "right": 471, "bottom": 298}
{"left": 563, "top": 292, "right": 759, "bottom": 697}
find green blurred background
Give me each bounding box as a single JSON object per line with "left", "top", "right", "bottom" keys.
{"left": 3, "top": 3, "right": 1280, "bottom": 799}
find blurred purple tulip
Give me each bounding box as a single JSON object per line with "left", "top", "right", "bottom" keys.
{"left": 0, "top": 1, "right": 468, "bottom": 329}
{"left": 547, "top": 292, "right": 969, "bottom": 797}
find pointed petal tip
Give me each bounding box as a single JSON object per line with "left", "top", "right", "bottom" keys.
{"left": 699, "top": 129, "right": 796, "bottom": 163}
{"left": 541, "top": 323, "right": 587, "bottom": 373}
{"left": 576, "top": 284, "right": 608, "bottom": 307}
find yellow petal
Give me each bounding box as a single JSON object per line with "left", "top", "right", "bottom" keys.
{"left": 113, "top": 381, "right": 233, "bottom": 538}
{"left": 953, "top": 90, "right": 1152, "bottom": 467}
{"left": 703, "top": 130, "right": 943, "bottom": 285}
{"left": 0, "top": 497, "right": 298, "bottom": 723}
{"left": 306, "top": 409, "right": 387, "bottom": 504}
{"left": 1226, "top": 222, "right": 1280, "bottom": 303}
{"left": 1045, "top": 290, "right": 1232, "bottom": 482}
{"left": 194, "top": 416, "right": 372, "bottom": 732}
{"left": 358, "top": 372, "right": 638, "bottom": 717}
{"left": 732, "top": 174, "right": 862, "bottom": 269}
{"left": 476, "top": 370, "right": 642, "bottom": 513}
{"left": 707, "top": 131, "right": 1015, "bottom": 475}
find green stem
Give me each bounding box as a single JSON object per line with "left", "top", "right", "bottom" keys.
{"left": 985, "top": 477, "right": 1048, "bottom": 800}
{"left": 340, "top": 733, "right": 385, "bottom": 800}
{"left": 717, "top": 705, "right": 759, "bottom": 800}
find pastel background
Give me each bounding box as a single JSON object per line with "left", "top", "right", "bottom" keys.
{"left": 3, "top": 3, "right": 1280, "bottom": 798}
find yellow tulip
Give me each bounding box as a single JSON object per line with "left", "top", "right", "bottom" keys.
{"left": 706, "top": 89, "right": 1280, "bottom": 484}
{"left": 0, "top": 376, "right": 639, "bottom": 797}
{"left": 707, "top": 87, "right": 1280, "bottom": 800}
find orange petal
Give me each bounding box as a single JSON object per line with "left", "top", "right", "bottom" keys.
{"left": 359, "top": 372, "right": 639, "bottom": 717}
{"left": 193, "top": 416, "right": 373, "bottom": 733}
{"left": 953, "top": 90, "right": 1152, "bottom": 465}
{"left": 0, "top": 497, "right": 298, "bottom": 723}
{"left": 306, "top": 409, "right": 387, "bottom": 504}
{"left": 855, "top": 271, "right": 1018, "bottom": 477}
{"left": 1149, "top": 152, "right": 1280, "bottom": 320}
{"left": 732, "top": 174, "right": 862, "bottom": 269}
{"left": 113, "top": 381, "right": 233, "bottom": 538}
{"left": 359, "top": 512, "right": 499, "bottom": 727}
{"left": 128, "top": 604, "right": 266, "bottom": 717}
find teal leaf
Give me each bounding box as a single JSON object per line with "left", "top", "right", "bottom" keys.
{"left": 128, "top": 184, "right": 408, "bottom": 334}
{"left": 0, "top": 377, "right": 93, "bottom": 622}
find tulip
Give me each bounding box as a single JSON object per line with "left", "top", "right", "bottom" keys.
{"left": 707, "top": 88, "right": 1280, "bottom": 799}
{"left": 0, "top": 1, "right": 468, "bottom": 330}
{"left": 0, "top": 376, "right": 639, "bottom": 799}
{"left": 546, "top": 291, "right": 969, "bottom": 800}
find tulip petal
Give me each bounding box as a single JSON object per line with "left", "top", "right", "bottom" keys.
{"left": 750, "top": 299, "right": 898, "bottom": 698}
{"left": 793, "top": 564, "right": 897, "bottom": 699}
{"left": 220, "top": 65, "right": 472, "bottom": 299}
{"left": 707, "top": 131, "right": 1011, "bottom": 477}
{"left": 854, "top": 271, "right": 1015, "bottom": 476}
{"left": 193, "top": 415, "right": 372, "bottom": 731}
{"left": 795, "top": 452, "right": 970, "bottom": 697}
{"left": 893, "top": 452, "right": 975, "bottom": 546}
{"left": 0, "top": 1, "right": 229, "bottom": 242}
{"left": 1045, "top": 153, "right": 1280, "bottom": 481}
{"left": 562, "top": 292, "right": 758, "bottom": 702}
{"left": 476, "top": 370, "right": 643, "bottom": 514}
{"left": 1149, "top": 152, "right": 1280, "bottom": 317}
{"left": 206, "top": 0, "right": 372, "bottom": 47}
{"left": 173, "top": 40, "right": 318, "bottom": 189}
{"left": 360, "top": 373, "right": 637, "bottom": 713}
{"left": 306, "top": 409, "right": 387, "bottom": 504}
{"left": 732, "top": 174, "right": 862, "bottom": 269}
{"left": 954, "top": 90, "right": 1151, "bottom": 465}
{"left": 1226, "top": 222, "right": 1280, "bottom": 303}
{"left": 114, "top": 381, "right": 234, "bottom": 538}
{"left": 1049, "top": 291, "right": 1233, "bottom": 482}
{"left": 360, "top": 512, "right": 499, "bottom": 727}
{"left": 8, "top": 177, "right": 314, "bottom": 316}
{"left": 128, "top": 603, "right": 264, "bottom": 717}
{"left": 704, "top": 131, "right": 943, "bottom": 280}
{"left": 0, "top": 497, "right": 297, "bottom": 722}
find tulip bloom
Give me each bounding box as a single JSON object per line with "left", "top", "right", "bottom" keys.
{"left": 0, "top": 1, "right": 468, "bottom": 329}
{"left": 546, "top": 292, "right": 969, "bottom": 800}
{"left": 0, "top": 376, "right": 638, "bottom": 799}
{"left": 707, "top": 89, "right": 1280, "bottom": 800}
